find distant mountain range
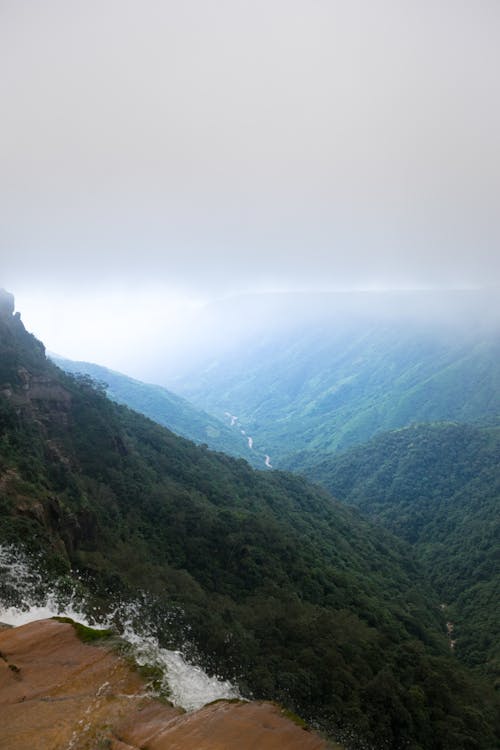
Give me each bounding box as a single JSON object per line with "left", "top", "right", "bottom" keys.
{"left": 170, "top": 293, "right": 500, "bottom": 466}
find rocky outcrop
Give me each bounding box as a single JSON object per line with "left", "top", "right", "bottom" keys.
{"left": 0, "top": 288, "right": 15, "bottom": 318}
{"left": 4, "top": 370, "right": 72, "bottom": 414}
{"left": 0, "top": 619, "right": 334, "bottom": 750}
{"left": 0, "top": 289, "right": 48, "bottom": 390}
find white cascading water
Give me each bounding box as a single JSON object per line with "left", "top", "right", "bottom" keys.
{"left": 0, "top": 544, "right": 240, "bottom": 711}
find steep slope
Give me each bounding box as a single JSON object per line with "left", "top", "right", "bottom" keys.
{"left": 50, "top": 354, "right": 260, "bottom": 465}
{"left": 1, "top": 290, "right": 499, "bottom": 749}
{"left": 300, "top": 422, "right": 500, "bottom": 687}
{"left": 171, "top": 293, "right": 500, "bottom": 465}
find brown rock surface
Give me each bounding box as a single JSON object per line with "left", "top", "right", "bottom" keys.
{"left": 0, "top": 619, "right": 334, "bottom": 750}
{"left": 115, "top": 700, "right": 329, "bottom": 750}
{"left": 0, "top": 618, "right": 160, "bottom": 750}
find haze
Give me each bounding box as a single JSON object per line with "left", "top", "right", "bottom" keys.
{"left": 1, "top": 1, "right": 499, "bottom": 376}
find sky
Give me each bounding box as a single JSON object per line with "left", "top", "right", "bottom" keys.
{"left": 1, "top": 1, "right": 499, "bottom": 374}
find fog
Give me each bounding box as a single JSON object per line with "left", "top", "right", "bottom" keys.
{"left": 11, "top": 286, "right": 498, "bottom": 385}
{"left": 1, "top": 1, "right": 499, "bottom": 377}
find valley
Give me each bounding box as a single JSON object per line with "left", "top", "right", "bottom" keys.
{"left": 169, "top": 291, "right": 500, "bottom": 467}
{"left": 51, "top": 355, "right": 261, "bottom": 466}
{"left": 0, "top": 289, "right": 499, "bottom": 749}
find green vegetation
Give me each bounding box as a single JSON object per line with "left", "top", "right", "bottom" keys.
{"left": 301, "top": 422, "right": 500, "bottom": 687}
{"left": 278, "top": 704, "right": 310, "bottom": 729}
{"left": 52, "top": 355, "right": 260, "bottom": 465}
{"left": 52, "top": 616, "right": 115, "bottom": 643}
{"left": 1, "top": 301, "right": 499, "bottom": 748}
{"left": 131, "top": 660, "right": 169, "bottom": 699}
{"left": 177, "top": 321, "right": 500, "bottom": 465}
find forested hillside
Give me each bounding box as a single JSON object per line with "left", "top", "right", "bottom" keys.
{"left": 1, "top": 291, "right": 499, "bottom": 749}
{"left": 173, "top": 295, "right": 500, "bottom": 466}
{"left": 51, "top": 354, "right": 258, "bottom": 464}
{"left": 300, "top": 422, "right": 500, "bottom": 688}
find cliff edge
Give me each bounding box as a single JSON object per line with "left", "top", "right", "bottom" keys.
{"left": 0, "top": 619, "right": 333, "bottom": 750}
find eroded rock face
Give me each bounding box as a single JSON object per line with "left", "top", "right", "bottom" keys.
{"left": 5, "top": 370, "right": 72, "bottom": 411}
{"left": 0, "top": 619, "right": 333, "bottom": 750}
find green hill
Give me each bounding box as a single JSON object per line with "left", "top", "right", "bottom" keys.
{"left": 173, "top": 296, "right": 500, "bottom": 466}
{"left": 50, "top": 354, "right": 261, "bottom": 465}
{"left": 1, "top": 290, "right": 499, "bottom": 749}
{"left": 300, "top": 422, "right": 500, "bottom": 688}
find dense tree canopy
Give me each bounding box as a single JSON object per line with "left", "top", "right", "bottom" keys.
{"left": 302, "top": 422, "right": 500, "bottom": 688}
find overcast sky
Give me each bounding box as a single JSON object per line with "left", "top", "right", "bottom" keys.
{"left": 1, "top": 1, "right": 499, "bottom": 372}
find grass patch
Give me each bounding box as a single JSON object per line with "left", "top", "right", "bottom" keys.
{"left": 52, "top": 616, "right": 115, "bottom": 643}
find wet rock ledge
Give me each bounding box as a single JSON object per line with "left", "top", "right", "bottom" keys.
{"left": 0, "top": 619, "right": 334, "bottom": 750}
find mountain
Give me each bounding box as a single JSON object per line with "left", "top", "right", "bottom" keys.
{"left": 299, "top": 422, "right": 500, "bottom": 688}
{"left": 170, "top": 291, "right": 500, "bottom": 466}
{"left": 50, "top": 354, "right": 262, "bottom": 466}
{"left": 1, "top": 289, "right": 499, "bottom": 749}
